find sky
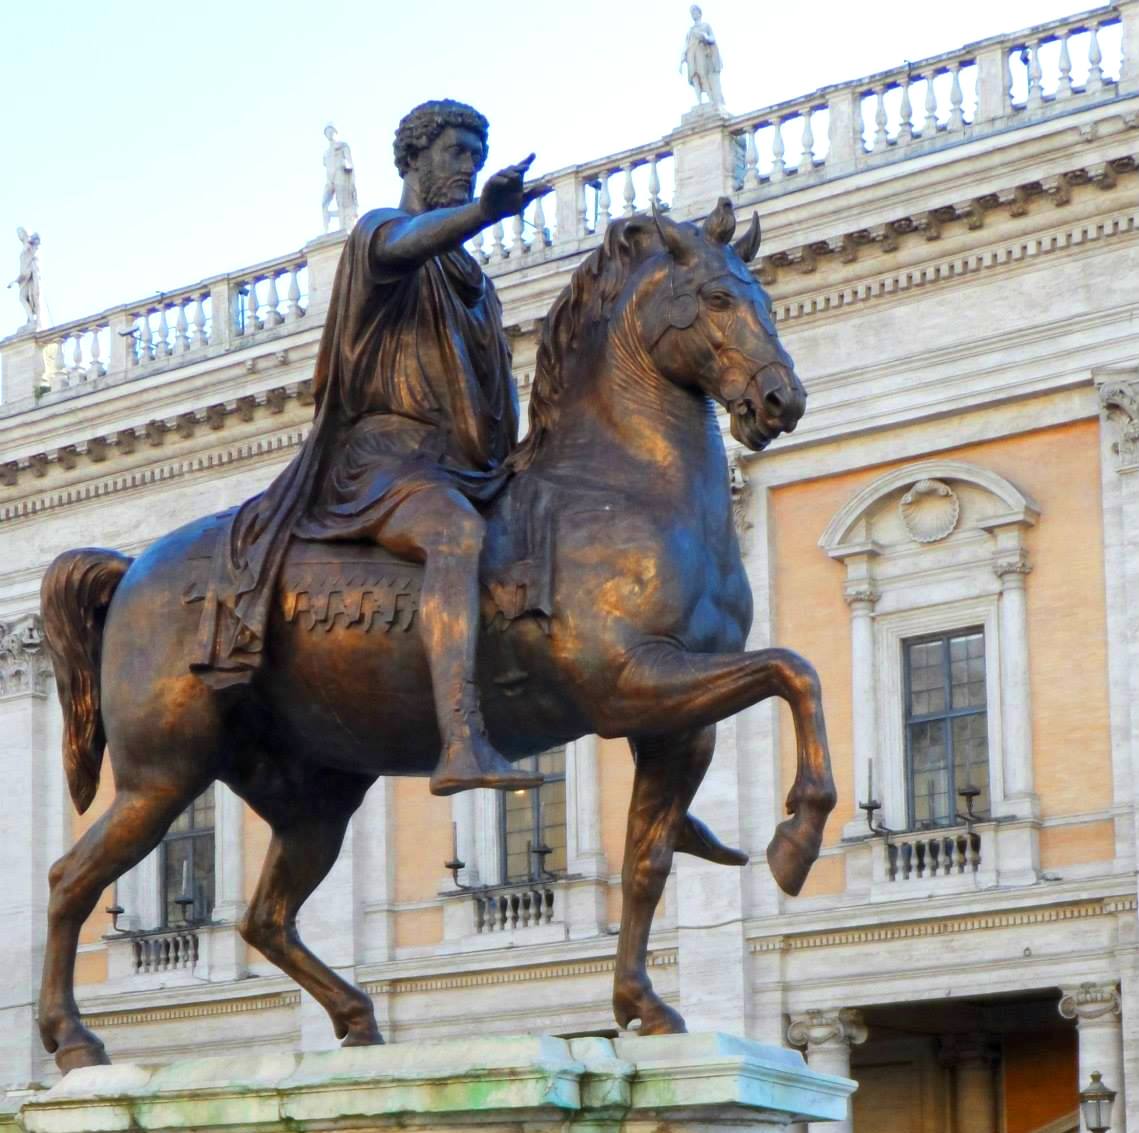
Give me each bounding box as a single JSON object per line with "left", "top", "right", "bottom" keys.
{"left": 0, "top": 0, "right": 1094, "bottom": 330}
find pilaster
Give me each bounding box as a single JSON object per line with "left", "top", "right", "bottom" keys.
{"left": 786, "top": 1008, "right": 868, "bottom": 1133}
{"left": 0, "top": 614, "right": 63, "bottom": 1087}
{"left": 940, "top": 1033, "right": 999, "bottom": 1133}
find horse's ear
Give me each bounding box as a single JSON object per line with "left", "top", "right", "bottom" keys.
{"left": 733, "top": 211, "right": 762, "bottom": 263}
{"left": 652, "top": 202, "right": 694, "bottom": 265}
{"left": 702, "top": 196, "right": 736, "bottom": 245}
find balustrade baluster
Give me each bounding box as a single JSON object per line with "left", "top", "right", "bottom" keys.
{"left": 743, "top": 130, "right": 759, "bottom": 188}
{"left": 797, "top": 110, "right": 815, "bottom": 174}
{"left": 900, "top": 842, "right": 913, "bottom": 880}
{"left": 497, "top": 895, "right": 507, "bottom": 930}
{"left": 174, "top": 302, "right": 190, "bottom": 353}
{"left": 521, "top": 890, "right": 532, "bottom": 927}
{"left": 928, "top": 839, "right": 941, "bottom": 876}
{"left": 648, "top": 155, "right": 662, "bottom": 209}
{"left": 263, "top": 273, "right": 283, "bottom": 327}
{"left": 470, "top": 231, "right": 487, "bottom": 264}
{"left": 942, "top": 837, "right": 955, "bottom": 875}
{"left": 598, "top": 173, "right": 611, "bottom": 231}
{"left": 138, "top": 315, "right": 153, "bottom": 365}
{"left": 872, "top": 87, "right": 890, "bottom": 152}
{"left": 948, "top": 62, "right": 965, "bottom": 129}
{"left": 89, "top": 328, "right": 105, "bottom": 377}
{"left": 511, "top": 213, "right": 527, "bottom": 257}
{"left": 955, "top": 833, "right": 968, "bottom": 873}
{"left": 914, "top": 840, "right": 927, "bottom": 879}
{"left": 923, "top": 73, "right": 939, "bottom": 136}
{"left": 576, "top": 178, "right": 588, "bottom": 237}
{"left": 532, "top": 194, "right": 549, "bottom": 250}
{"left": 285, "top": 270, "right": 303, "bottom": 322}
{"left": 898, "top": 75, "right": 914, "bottom": 144}
{"left": 70, "top": 335, "right": 84, "bottom": 382}
{"left": 622, "top": 164, "right": 636, "bottom": 216}
{"left": 1057, "top": 31, "right": 1074, "bottom": 98}
{"left": 1027, "top": 40, "right": 1044, "bottom": 109}
{"left": 188, "top": 296, "right": 206, "bottom": 348}
{"left": 156, "top": 306, "right": 171, "bottom": 357}
{"left": 770, "top": 119, "right": 786, "bottom": 181}
{"left": 245, "top": 280, "right": 259, "bottom": 335}
{"left": 1087, "top": 23, "right": 1104, "bottom": 93}
{"left": 544, "top": 888, "right": 554, "bottom": 923}
{"left": 490, "top": 221, "right": 506, "bottom": 261}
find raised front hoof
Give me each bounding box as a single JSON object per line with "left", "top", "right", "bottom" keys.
{"left": 766, "top": 818, "right": 822, "bottom": 897}
{"left": 55, "top": 1037, "right": 110, "bottom": 1074}
{"left": 676, "top": 812, "right": 749, "bottom": 867}
{"left": 430, "top": 741, "right": 544, "bottom": 796}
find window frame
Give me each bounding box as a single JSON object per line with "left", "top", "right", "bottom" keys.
{"left": 498, "top": 748, "right": 568, "bottom": 884}
{"left": 902, "top": 626, "right": 991, "bottom": 830}
{"left": 160, "top": 787, "right": 216, "bottom": 927}
{"left": 874, "top": 597, "right": 1006, "bottom": 833}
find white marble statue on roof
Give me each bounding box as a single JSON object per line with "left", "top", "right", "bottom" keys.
{"left": 681, "top": 5, "right": 725, "bottom": 107}
{"left": 321, "top": 124, "right": 359, "bottom": 234}
{"left": 11, "top": 227, "right": 41, "bottom": 331}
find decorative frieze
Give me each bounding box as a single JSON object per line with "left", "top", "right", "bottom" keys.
{"left": 0, "top": 613, "right": 52, "bottom": 698}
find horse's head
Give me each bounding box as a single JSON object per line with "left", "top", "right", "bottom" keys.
{"left": 637, "top": 197, "right": 805, "bottom": 451}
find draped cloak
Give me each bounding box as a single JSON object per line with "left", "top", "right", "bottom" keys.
{"left": 191, "top": 207, "right": 519, "bottom": 688}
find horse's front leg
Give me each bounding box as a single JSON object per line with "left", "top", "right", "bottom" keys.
{"left": 603, "top": 643, "right": 836, "bottom": 896}
{"left": 614, "top": 726, "right": 715, "bottom": 1035}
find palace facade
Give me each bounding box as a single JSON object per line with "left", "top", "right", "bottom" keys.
{"left": 4, "top": 7, "right": 1139, "bottom": 1132}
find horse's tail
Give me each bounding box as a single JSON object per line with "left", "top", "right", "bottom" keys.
{"left": 40, "top": 548, "right": 133, "bottom": 814}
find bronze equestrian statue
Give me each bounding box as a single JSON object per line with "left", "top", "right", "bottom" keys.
{"left": 37, "top": 100, "right": 836, "bottom": 1073}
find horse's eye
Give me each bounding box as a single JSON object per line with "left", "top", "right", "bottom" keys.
{"left": 705, "top": 291, "right": 733, "bottom": 310}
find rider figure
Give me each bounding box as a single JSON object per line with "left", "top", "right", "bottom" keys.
{"left": 193, "top": 100, "right": 548, "bottom": 796}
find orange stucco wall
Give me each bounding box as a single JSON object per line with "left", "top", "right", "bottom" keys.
{"left": 392, "top": 777, "right": 451, "bottom": 905}
{"left": 1002, "top": 1027, "right": 1078, "bottom": 1133}
{"left": 772, "top": 419, "right": 1111, "bottom": 853}
{"left": 1040, "top": 819, "right": 1116, "bottom": 870}
{"left": 73, "top": 762, "right": 117, "bottom": 951}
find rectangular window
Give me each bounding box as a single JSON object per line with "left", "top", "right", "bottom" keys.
{"left": 162, "top": 788, "right": 215, "bottom": 926}
{"left": 501, "top": 748, "right": 567, "bottom": 882}
{"left": 904, "top": 629, "right": 990, "bottom": 829}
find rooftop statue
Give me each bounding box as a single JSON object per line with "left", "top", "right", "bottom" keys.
{"left": 11, "top": 226, "right": 41, "bottom": 331}
{"left": 36, "top": 102, "right": 835, "bottom": 1072}
{"left": 681, "top": 5, "right": 725, "bottom": 107}
{"left": 321, "top": 123, "right": 359, "bottom": 233}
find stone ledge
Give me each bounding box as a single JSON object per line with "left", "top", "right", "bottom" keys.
{"left": 16, "top": 1033, "right": 854, "bottom": 1132}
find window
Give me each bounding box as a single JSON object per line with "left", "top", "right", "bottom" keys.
{"left": 904, "top": 629, "right": 990, "bottom": 828}
{"left": 161, "top": 788, "right": 215, "bottom": 926}
{"left": 501, "top": 748, "right": 566, "bottom": 882}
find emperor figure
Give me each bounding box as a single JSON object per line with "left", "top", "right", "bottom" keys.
{"left": 194, "top": 101, "right": 550, "bottom": 795}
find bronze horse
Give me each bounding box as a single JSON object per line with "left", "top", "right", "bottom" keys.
{"left": 38, "top": 199, "right": 836, "bottom": 1071}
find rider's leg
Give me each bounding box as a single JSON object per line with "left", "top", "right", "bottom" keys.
{"left": 366, "top": 486, "right": 543, "bottom": 796}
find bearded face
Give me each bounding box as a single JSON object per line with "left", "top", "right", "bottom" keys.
{"left": 414, "top": 126, "right": 484, "bottom": 211}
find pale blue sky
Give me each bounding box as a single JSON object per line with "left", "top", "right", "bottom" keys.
{"left": 1, "top": 0, "right": 1092, "bottom": 329}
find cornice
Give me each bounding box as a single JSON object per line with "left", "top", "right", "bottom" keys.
{"left": 84, "top": 990, "right": 300, "bottom": 1029}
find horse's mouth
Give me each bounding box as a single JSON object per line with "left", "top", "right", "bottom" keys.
{"left": 728, "top": 395, "right": 779, "bottom": 451}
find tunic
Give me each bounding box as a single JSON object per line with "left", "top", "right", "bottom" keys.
{"left": 191, "top": 207, "right": 519, "bottom": 688}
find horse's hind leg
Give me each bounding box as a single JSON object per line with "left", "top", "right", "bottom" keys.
{"left": 40, "top": 784, "right": 200, "bottom": 1071}
{"left": 613, "top": 726, "right": 717, "bottom": 1036}
{"left": 238, "top": 770, "right": 381, "bottom": 1047}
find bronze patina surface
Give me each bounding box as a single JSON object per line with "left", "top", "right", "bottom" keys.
{"left": 37, "top": 105, "right": 835, "bottom": 1072}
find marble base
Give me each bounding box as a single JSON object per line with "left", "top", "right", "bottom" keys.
{"left": 15, "top": 1033, "right": 854, "bottom": 1132}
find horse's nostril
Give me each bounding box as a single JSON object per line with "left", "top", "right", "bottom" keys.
{"left": 764, "top": 389, "right": 785, "bottom": 414}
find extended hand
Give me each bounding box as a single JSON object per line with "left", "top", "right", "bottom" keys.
{"left": 479, "top": 155, "right": 551, "bottom": 223}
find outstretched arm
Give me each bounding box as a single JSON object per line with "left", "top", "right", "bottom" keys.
{"left": 372, "top": 155, "right": 549, "bottom": 272}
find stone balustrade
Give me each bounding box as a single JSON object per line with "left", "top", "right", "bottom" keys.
{"left": 128, "top": 926, "right": 199, "bottom": 974}
{"left": 473, "top": 880, "right": 556, "bottom": 933}
{"left": 2, "top": 4, "right": 1132, "bottom": 409}
{"left": 884, "top": 826, "right": 983, "bottom": 882}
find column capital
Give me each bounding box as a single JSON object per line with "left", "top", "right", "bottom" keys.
{"left": 1099, "top": 377, "right": 1139, "bottom": 472}
{"left": 786, "top": 1007, "right": 869, "bottom": 1051}
{"left": 0, "top": 613, "right": 52, "bottom": 699}
{"left": 1059, "top": 981, "right": 1122, "bottom": 1023}
{"left": 993, "top": 550, "right": 1032, "bottom": 587}
{"left": 842, "top": 584, "right": 879, "bottom": 609}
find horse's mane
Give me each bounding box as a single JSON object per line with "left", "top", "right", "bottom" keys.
{"left": 510, "top": 217, "right": 651, "bottom": 471}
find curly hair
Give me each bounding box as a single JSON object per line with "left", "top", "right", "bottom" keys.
{"left": 393, "top": 100, "right": 489, "bottom": 177}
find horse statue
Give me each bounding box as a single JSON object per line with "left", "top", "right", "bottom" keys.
{"left": 37, "top": 198, "right": 836, "bottom": 1072}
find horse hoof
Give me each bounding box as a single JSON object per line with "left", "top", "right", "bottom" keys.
{"left": 636, "top": 1003, "right": 688, "bottom": 1036}
{"left": 341, "top": 1027, "right": 385, "bottom": 1047}
{"left": 56, "top": 1040, "right": 110, "bottom": 1074}
{"left": 766, "top": 820, "right": 820, "bottom": 896}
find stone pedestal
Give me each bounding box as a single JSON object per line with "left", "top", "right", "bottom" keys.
{"left": 15, "top": 1033, "right": 855, "bottom": 1133}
